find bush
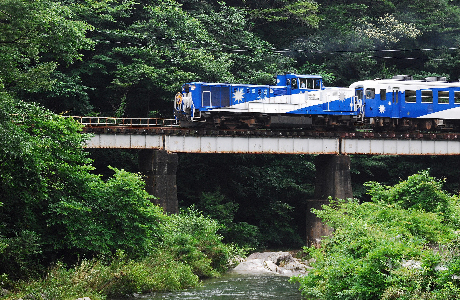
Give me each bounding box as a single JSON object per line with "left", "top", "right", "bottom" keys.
{"left": 365, "top": 170, "right": 459, "bottom": 226}
{"left": 291, "top": 172, "right": 460, "bottom": 300}
{"left": 159, "top": 208, "right": 243, "bottom": 277}
{"left": 193, "top": 191, "right": 261, "bottom": 249}
{"left": 0, "top": 231, "right": 43, "bottom": 281}
{"left": 3, "top": 251, "right": 199, "bottom": 300}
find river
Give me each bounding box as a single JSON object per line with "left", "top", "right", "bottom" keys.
{"left": 128, "top": 273, "right": 302, "bottom": 299}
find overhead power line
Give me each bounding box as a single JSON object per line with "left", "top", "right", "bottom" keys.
{"left": 92, "top": 30, "right": 459, "bottom": 61}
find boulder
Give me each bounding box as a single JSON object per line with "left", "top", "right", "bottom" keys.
{"left": 231, "top": 251, "right": 311, "bottom": 276}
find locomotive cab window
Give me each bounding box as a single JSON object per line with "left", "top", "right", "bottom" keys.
{"left": 438, "top": 91, "right": 449, "bottom": 104}
{"left": 380, "top": 89, "right": 386, "bottom": 100}
{"left": 455, "top": 91, "right": 460, "bottom": 104}
{"left": 405, "top": 90, "right": 416, "bottom": 103}
{"left": 421, "top": 90, "right": 433, "bottom": 103}
{"left": 300, "top": 79, "right": 307, "bottom": 88}
{"left": 299, "top": 78, "right": 318, "bottom": 89}
{"left": 291, "top": 78, "right": 298, "bottom": 89}
{"left": 365, "top": 88, "right": 375, "bottom": 99}
{"left": 314, "top": 79, "right": 321, "bottom": 89}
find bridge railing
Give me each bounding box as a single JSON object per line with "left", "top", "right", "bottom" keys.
{"left": 70, "top": 116, "right": 178, "bottom": 127}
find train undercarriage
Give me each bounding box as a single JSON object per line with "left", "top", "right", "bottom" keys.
{"left": 177, "top": 110, "right": 460, "bottom": 133}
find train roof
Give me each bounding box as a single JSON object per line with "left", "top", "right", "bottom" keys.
{"left": 280, "top": 74, "right": 323, "bottom": 79}
{"left": 187, "top": 82, "right": 270, "bottom": 87}
{"left": 350, "top": 76, "right": 460, "bottom": 90}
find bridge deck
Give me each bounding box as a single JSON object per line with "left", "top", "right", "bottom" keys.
{"left": 83, "top": 127, "right": 460, "bottom": 155}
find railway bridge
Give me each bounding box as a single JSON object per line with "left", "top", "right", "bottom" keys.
{"left": 79, "top": 117, "right": 460, "bottom": 245}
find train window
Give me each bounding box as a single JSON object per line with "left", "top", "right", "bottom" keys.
{"left": 455, "top": 91, "right": 460, "bottom": 104}
{"left": 286, "top": 79, "right": 290, "bottom": 86}
{"left": 438, "top": 91, "right": 449, "bottom": 104}
{"left": 380, "top": 89, "right": 386, "bottom": 100}
{"left": 365, "top": 88, "right": 375, "bottom": 99}
{"left": 314, "top": 80, "right": 321, "bottom": 89}
{"left": 299, "top": 79, "right": 307, "bottom": 88}
{"left": 291, "top": 79, "right": 298, "bottom": 89}
{"left": 421, "top": 90, "right": 433, "bottom": 103}
{"left": 307, "top": 79, "right": 314, "bottom": 89}
{"left": 405, "top": 90, "right": 416, "bottom": 103}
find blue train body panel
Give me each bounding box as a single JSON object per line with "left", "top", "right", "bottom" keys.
{"left": 350, "top": 77, "right": 460, "bottom": 120}
{"left": 175, "top": 74, "right": 361, "bottom": 122}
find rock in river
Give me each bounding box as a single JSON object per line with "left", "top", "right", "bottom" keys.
{"left": 230, "top": 251, "right": 311, "bottom": 277}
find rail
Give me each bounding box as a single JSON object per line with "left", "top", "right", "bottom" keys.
{"left": 69, "top": 116, "right": 460, "bottom": 142}
{"left": 70, "top": 116, "right": 178, "bottom": 127}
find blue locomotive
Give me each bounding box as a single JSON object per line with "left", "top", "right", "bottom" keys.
{"left": 174, "top": 74, "right": 460, "bottom": 130}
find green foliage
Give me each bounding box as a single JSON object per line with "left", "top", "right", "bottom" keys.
{"left": 350, "top": 156, "right": 460, "bottom": 200}
{"left": 0, "top": 0, "right": 93, "bottom": 95}
{"left": 159, "top": 208, "right": 242, "bottom": 277}
{"left": 55, "top": 0, "right": 292, "bottom": 117}
{"left": 0, "top": 231, "right": 43, "bottom": 280}
{"left": 177, "top": 154, "right": 315, "bottom": 249}
{"left": 365, "top": 170, "right": 460, "bottom": 226}
{"left": 291, "top": 172, "right": 460, "bottom": 299}
{"left": 248, "top": 0, "right": 319, "bottom": 25}
{"left": 0, "top": 96, "right": 163, "bottom": 276}
{"left": 4, "top": 250, "right": 199, "bottom": 299}
{"left": 3, "top": 207, "right": 243, "bottom": 298}
{"left": 47, "top": 167, "right": 164, "bottom": 257}
{"left": 192, "top": 191, "right": 260, "bottom": 249}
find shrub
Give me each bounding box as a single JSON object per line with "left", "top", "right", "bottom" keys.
{"left": 0, "top": 231, "right": 43, "bottom": 281}
{"left": 291, "top": 172, "right": 460, "bottom": 300}
{"left": 365, "top": 170, "right": 459, "bottom": 226}
{"left": 159, "top": 208, "right": 243, "bottom": 277}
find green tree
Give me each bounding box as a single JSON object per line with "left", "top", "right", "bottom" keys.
{"left": 209, "top": 0, "right": 320, "bottom": 47}
{"left": 0, "top": 0, "right": 93, "bottom": 96}
{"left": 0, "top": 95, "right": 163, "bottom": 279}
{"left": 34, "top": 0, "right": 294, "bottom": 117}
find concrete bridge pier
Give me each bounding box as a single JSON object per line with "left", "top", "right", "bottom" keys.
{"left": 306, "top": 154, "right": 352, "bottom": 247}
{"left": 138, "top": 149, "right": 179, "bottom": 214}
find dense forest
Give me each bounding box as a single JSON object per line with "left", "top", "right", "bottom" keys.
{"left": 1, "top": 0, "right": 460, "bottom": 298}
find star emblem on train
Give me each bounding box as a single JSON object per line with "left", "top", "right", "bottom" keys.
{"left": 379, "top": 105, "right": 386, "bottom": 113}
{"left": 233, "top": 88, "right": 244, "bottom": 103}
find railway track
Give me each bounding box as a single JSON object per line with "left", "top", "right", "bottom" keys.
{"left": 75, "top": 117, "right": 460, "bottom": 141}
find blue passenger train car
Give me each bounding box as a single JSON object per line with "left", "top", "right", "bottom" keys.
{"left": 350, "top": 75, "right": 460, "bottom": 130}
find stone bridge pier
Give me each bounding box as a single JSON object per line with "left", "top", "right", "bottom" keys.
{"left": 306, "top": 154, "right": 352, "bottom": 247}
{"left": 138, "top": 149, "right": 179, "bottom": 214}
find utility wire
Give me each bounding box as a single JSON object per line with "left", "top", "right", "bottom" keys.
{"left": 92, "top": 30, "right": 459, "bottom": 61}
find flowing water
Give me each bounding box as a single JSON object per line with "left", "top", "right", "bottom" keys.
{"left": 129, "top": 273, "right": 302, "bottom": 300}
